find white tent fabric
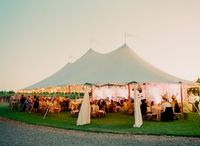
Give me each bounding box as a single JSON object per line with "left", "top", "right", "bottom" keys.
{"left": 77, "top": 88, "right": 91, "bottom": 126}
{"left": 133, "top": 83, "right": 143, "bottom": 128}
{"left": 24, "top": 44, "right": 193, "bottom": 128}
{"left": 26, "top": 44, "right": 191, "bottom": 89}
{"left": 26, "top": 48, "right": 102, "bottom": 89}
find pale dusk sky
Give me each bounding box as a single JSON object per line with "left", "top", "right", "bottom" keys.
{"left": 1, "top": 0, "right": 200, "bottom": 91}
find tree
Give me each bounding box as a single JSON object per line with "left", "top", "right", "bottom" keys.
{"left": 197, "top": 78, "right": 200, "bottom": 83}
{"left": 0, "top": 90, "right": 15, "bottom": 99}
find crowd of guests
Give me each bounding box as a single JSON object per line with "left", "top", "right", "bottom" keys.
{"left": 9, "top": 93, "right": 186, "bottom": 121}
{"left": 9, "top": 95, "right": 136, "bottom": 118}
{"left": 89, "top": 98, "right": 134, "bottom": 118}
{"left": 140, "top": 95, "right": 181, "bottom": 121}
{"left": 70, "top": 97, "right": 135, "bottom": 118}
{"left": 9, "top": 95, "right": 70, "bottom": 113}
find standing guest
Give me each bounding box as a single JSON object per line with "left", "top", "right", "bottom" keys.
{"left": 141, "top": 99, "right": 148, "bottom": 118}
{"left": 20, "top": 94, "right": 26, "bottom": 111}
{"left": 194, "top": 93, "right": 200, "bottom": 112}
{"left": 65, "top": 98, "right": 71, "bottom": 111}
{"left": 25, "top": 96, "right": 31, "bottom": 112}
{"left": 188, "top": 91, "right": 195, "bottom": 112}
{"left": 33, "top": 95, "right": 39, "bottom": 112}
{"left": 171, "top": 95, "right": 176, "bottom": 109}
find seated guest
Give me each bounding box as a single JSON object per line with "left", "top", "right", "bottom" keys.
{"left": 98, "top": 99, "right": 107, "bottom": 112}
{"left": 161, "top": 98, "right": 174, "bottom": 121}
{"left": 174, "top": 100, "right": 181, "bottom": 113}
{"left": 121, "top": 99, "right": 128, "bottom": 112}
{"left": 109, "top": 100, "right": 116, "bottom": 112}
{"left": 54, "top": 98, "right": 61, "bottom": 113}
{"left": 161, "top": 98, "right": 172, "bottom": 112}
{"left": 116, "top": 101, "right": 122, "bottom": 112}
{"left": 140, "top": 99, "right": 148, "bottom": 118}
{"left": 98, "top": 99, "right": 101, "bottom": 108}
{"left": 127, "top": 99, "right": 134, "bottom": 115}
{"left": 91, "top": 101, "right": 99, "bottom": 118}
{"left": 102, "top": 100, "right": 107, "bottom": 112}
{"left": 148, "top": 101, "right": 154, "bottom": 113}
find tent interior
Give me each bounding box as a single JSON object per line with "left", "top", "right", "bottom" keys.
{"left": 18, "top": 82, "right": 199, "bottom": 112}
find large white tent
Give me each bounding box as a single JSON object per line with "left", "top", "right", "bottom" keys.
{"left": 25, "top": 44, "right": 193, "bottom": 127}
{"left": 26, "top": 44, "right": 190, "bottom": 89}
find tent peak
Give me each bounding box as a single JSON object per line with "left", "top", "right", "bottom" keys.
{"left": 122, "top": 43, "right": 128, "bottom": 47}
{"left": 108, "top": 43, "right": 133, "bottom": 55}
{"left": 116, "top": 43, "right": 132, "bottom": 52}
{"left": 84, "top": 48, "right": 102, "bottom": 55}
{"left": 120, "top": 43, "right": 130, "bottom": 48}
{"left": 121, "top": 43, "right": 130, "bottom": 48}
{"left": 87, "top": 48, "right": 96, "bottom": 53}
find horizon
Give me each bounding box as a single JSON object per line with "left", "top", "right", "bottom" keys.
{"left": 1, "top": 1, "right": 200, "bottom": 91}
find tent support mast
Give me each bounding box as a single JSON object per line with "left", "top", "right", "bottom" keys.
{"left": 179, "top": 82, "right": 184, "bottom": 125}
{"left": 128, "top": 84, "right": 131, "bottom": 100}
{"left": 143, "top": 83, "right": 147, "bottom": 99}
{"left": 68, "top": 85, "right": 71, "bottom": 94}
{"left": 199, "top": 86, "right": 200, "bottom": 97}
{"left": 91, "top": 85, "right": 93, "bottom": 101}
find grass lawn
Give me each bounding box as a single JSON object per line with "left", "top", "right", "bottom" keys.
{"left": 0, "top": 103, "right": 200, "bottom": 137}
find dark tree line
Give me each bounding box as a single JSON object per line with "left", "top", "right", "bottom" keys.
{"left": 0, "top": 91, "right": 15, "bottom": 99}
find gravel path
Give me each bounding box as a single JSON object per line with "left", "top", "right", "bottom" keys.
{"left": 0, "top": 117, "right": 200, "bottom": 146}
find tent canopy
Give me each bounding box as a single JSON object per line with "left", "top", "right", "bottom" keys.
{"left": 26, "top": 44, "right": 191, "bottom": 89}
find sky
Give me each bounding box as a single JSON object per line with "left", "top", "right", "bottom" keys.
{"left": 1, "top": 0, "right": 200, "bottom": 91}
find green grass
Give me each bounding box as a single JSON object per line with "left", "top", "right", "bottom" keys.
{"left": 0, "top": 103, "right": 200, "bottom": 137}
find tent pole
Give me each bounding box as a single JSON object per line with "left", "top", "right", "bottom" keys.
{"left": 133, "top": 83, "right": 137, "bottom": 119}
{"left": 128, "top": 84, "right": 131, "bottom": 100}
{"left": 167, "top": 83, "right": 169, "bottom": 99}
{"left": 68, "top": 85, "right": 71, "bottom": 98}
{"left": 143, "top": 83, "right": 147, "bottom": 99}
{"left": 68, "top": 85, "right": 71, "bottom": 94}
{"left": 91, "top": 85, "right": 93, "bottom": 101}
{"left": 199, "top": 85, "right": 200, "bottom": 97}
{"left": 179, "top": 82, "right": 184, "bottom": 125}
